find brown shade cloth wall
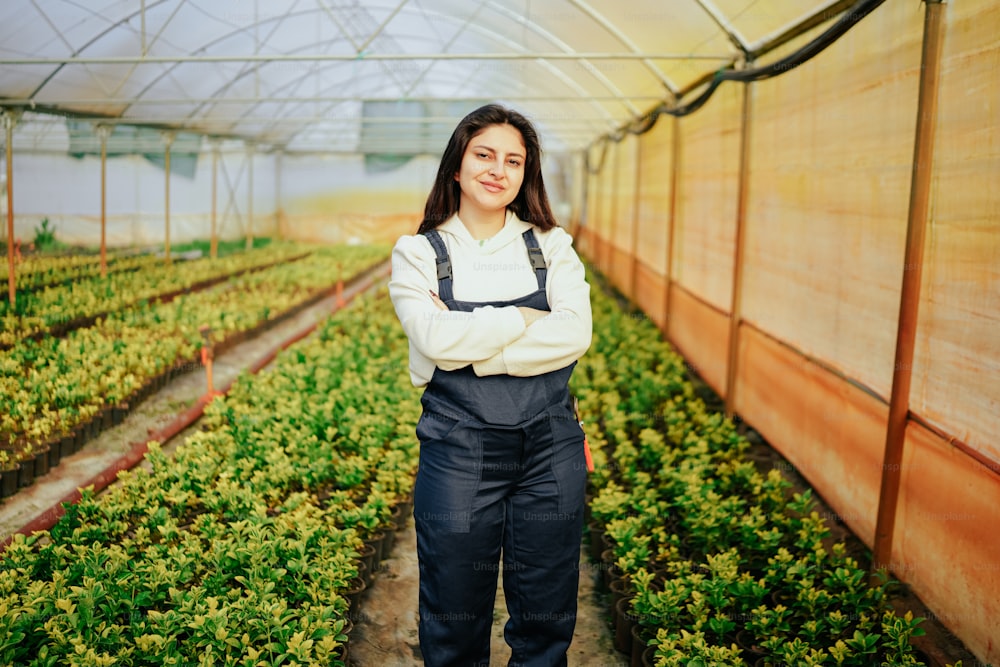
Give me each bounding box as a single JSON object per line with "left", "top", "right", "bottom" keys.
{"left": 912, "top": 0, "right": 1000, "bottom": 463}
{"left": 575, "top": 1, "right": 1000, "bottom": 662}
{"left": 673, "top": 82, "right": 741, "bottom": 313}
{"left": 632, "top": 117, "right": 674, "bottom": 328}
{"left": 611, "top": 134, "right": 639, "bottom": 293}
{"left": 635, "top": 117, "right": 672, "bottom": 278}
{"left": 742, "top": 5, "right": 923, "bottom": 406}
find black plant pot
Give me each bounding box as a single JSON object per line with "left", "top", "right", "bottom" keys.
{"left": 614, "top": 596, "right": 638, "bottom": 655}
{"left": 112, "top": 403, "right": 129, "bottom": 426}
{"left": 48, "top": 442, "right": 62, "bottom": 468}
{"left": 17, "top": 460, "right": 34, "bottom": 488}
{"left": 33, "top": 447, "right": 50, "bottom": 478}
{"left": 381, "top": 525, "right": 396, "bottom": 556}
{"left": 364, "top": 531, "right": 386, "bottom": 568}
{"left": 1, "top": 465, "right": 19, "bottom": 498}
{"left": 357, "top": 543, "right": 377, "bottom": 587}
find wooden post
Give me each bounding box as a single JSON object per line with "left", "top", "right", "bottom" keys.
{"left": 587, "top": 150, "right": 600, "bottom": 266}
{"left": 725, "top": 68, "right": 754, "bottom": 420}
{"left": 605, "top": 142, "right": 618, "bottom": 278}
{"left": 3, "top": 110, "right": 17, "bottom": 307}
{"left": 664, "top": 115, "right": 681, "bottom": 336}
{"left": 246, "top": 142, "right": 254, "bottom": 251}
{"left": 629, "top": 136, "right": 642, "bottom": 301}
{"left": 162, "top": 131, "right": 174, "bottom": 264}
{"left": 210, "top": 138, "right": 219, "bottom": 259}
{"left": 575, "top": 150, "right": 588, "bottom": 243}
{"left": 96, "top": 124, "right": 111, "bottom": 278}
{"left": 274, "top": 147, "right": 284, "bottom": 239}
{"left": 872, "top": 0, "right": 946, "bottom": 576}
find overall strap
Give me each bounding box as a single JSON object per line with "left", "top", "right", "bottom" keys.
{"left": 422, "top": 229, "right": 454, "bottom": 302}
{"left": 522, "top": 228, "right": 547, "bottom": 290}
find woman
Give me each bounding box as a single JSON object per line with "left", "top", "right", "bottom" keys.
{"left": 388, "top": 104, "right": 593, "bottom": 667}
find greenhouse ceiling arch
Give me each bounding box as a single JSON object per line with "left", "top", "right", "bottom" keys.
{"left": 2, "top": 0, "right": 873, "bottom": 154}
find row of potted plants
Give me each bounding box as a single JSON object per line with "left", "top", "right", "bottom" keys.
{"left": 0, "top": 242, "right": 314, "bottom": 345}
{"left": 0, "top": 289, "right": 421, "bottom": 665}
{"left": 0, "top": 251, "right": 162, "bottom": 293}
{"left": 0, "top": 244, "right": 390, "bottom": 495}
{"left": 571, "top": 275, "right": 930, "bottom": 667}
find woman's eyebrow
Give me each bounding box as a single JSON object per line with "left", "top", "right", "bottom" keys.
{"left": 472, "top": 144, "right": 525, "bottom": 159}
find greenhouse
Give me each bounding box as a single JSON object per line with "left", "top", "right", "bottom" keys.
{"left": 0, "top": 0, "right": 997, "bottom": 665}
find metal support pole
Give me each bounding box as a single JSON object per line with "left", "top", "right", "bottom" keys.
{"left": 4, "top": 110, "right": 19, "bottom": 306}
{"left": 96, "top": 124, "right": 111, "bottom": 278}
{"left": 725, "top": 68, "right": 754, "bottom": 419}
{"left": 872, "top": 0, "right": 946, "bottom": 576}
{"left": 162, "top": 131, "right": 174, "bottom": 264}
{"left": 140, "top": 0, "right": 147, "bottom": 55}
{"left": 246, "top": 142, "right": 254, "bottom": 251}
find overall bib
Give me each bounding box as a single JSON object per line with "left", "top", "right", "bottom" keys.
{"left": 414, "top": 228, "right": 588, "bottom": 667}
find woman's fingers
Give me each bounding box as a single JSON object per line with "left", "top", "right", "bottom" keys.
{"left": 430, "top": 289, "right": 449, "bottom": 310}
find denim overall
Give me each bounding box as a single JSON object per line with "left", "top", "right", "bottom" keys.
{"left": 414, "top": 228, "right": 587, "bottom": 667}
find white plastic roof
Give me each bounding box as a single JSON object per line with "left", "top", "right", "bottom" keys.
{"left": 0, "top": 0, "right": 847, "bottom": 154}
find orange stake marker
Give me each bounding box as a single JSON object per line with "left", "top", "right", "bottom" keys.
{"left": 335, "top": 278, "right": 346, "bottom": 309}
{"left": 334, "top": 262, "right": 346, "bottom": 309}
{"left": 198, "top": 325, "right": 219, "bottom": 399}
{"left": 574, "top": 397, "right": 595, "bottom": 473}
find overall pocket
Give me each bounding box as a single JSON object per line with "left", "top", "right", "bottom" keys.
{"left": 414, "top": 411, "right": 482, "bottom": 534}
{"left": 545, "top": 404, "right": 588, "bottom": 517}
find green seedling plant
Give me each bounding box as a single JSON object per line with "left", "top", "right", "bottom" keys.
{"left": 880, "top": 610, "right": 926, "bottom": 666}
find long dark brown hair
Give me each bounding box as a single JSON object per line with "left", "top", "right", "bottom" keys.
{"left": 417, "top": 104, "right": 557, "bottom": 233}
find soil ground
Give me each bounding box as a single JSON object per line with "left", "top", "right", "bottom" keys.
{"left": 0, "top": 267, "right": 983, "bottom": 667}
{"left": 348, "top": 515, "right": 627, "bottom": 667}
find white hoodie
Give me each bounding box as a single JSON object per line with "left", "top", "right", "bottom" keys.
{"left": 388, "top": 211, "right": 593, "bottom": 387}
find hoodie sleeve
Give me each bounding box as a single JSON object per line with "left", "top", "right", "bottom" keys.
{"left": 471, "top": 226, "right": 593, "bottom": 377}
{"left": 388, "top": 234, "right": 527, "bottom": 370}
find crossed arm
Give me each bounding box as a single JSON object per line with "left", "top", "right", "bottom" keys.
{"left": 388, "top": 228, "right": 592, "bottom": 378}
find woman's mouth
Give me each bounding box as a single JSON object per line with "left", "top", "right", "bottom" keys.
{"left": 481, "top": 181, "right": 504, "bottom": 193}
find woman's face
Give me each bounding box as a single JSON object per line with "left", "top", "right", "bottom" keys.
{"left": 454, "top": 123, "right": 526, "bottom": 218}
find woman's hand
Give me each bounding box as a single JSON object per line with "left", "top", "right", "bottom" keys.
{"left": 517, "top": 306, "right": 548, "bottom": 327}
{"left": 430, "top": 290, "right": 449, "bottom": 311}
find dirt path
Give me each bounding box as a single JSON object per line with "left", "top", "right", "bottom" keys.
{"left": 349, "top": 513, "right": 626, "bottom": 667}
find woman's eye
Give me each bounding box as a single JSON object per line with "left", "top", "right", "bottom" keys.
{"left": 508, "top": 160, "right": 522, "bottom": 167}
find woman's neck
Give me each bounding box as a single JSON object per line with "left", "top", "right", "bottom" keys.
{"left": 458, "top": 208, "right": 507, "bottom": 241}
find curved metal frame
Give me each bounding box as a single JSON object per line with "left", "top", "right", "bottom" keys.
{"left": 0, "top": 0, "right": 832, "bottom": 150}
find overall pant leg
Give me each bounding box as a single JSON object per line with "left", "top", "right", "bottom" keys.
{"left": 498, "top": 407, "right": 588, "bottom": 667}
{"left": 414, "top": 411, "right": 508, "bottom": 667}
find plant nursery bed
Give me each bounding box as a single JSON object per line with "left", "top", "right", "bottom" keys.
{"left": 580, "top": 268, "right": 980, "bottom": 667}
{"left": 0, "top": 260, "right": 982, "bottom": 667}
{"left": 0, "top": 246, "right": 389, "bottom": 499}
{"left": 664, "top": 324, "right": 979, "bottom": 667}
{"left": 733, "top": 423, "right": 980, "bottom": 667}
{"left": 0, "top": 259, "right": 391, "bottom": 543}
